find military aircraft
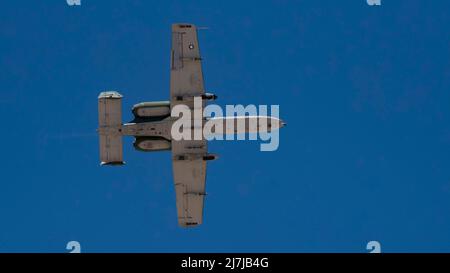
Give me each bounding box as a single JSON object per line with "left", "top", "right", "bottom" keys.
{"left": 98, "top": 23, "right": 285, "bottom": 227}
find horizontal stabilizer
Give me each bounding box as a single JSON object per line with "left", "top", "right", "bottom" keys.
{"left": 98, "top": 91, "right": 124, "bottom": 165}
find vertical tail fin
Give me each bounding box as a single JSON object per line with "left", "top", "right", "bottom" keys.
{"left": 98, "top": 91, "right": 125, "bottom": 166}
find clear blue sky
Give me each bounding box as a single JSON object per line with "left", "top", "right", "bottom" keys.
{"left": 1, "top": 0, "right": 450, "bottom": 253}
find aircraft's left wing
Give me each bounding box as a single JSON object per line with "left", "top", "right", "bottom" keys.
{"left": 171, "top": 139, "right": 207, "bottom": 227}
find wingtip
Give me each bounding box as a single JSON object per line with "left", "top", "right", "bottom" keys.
{"left": 100, "top": 161, "right": 126, "bottom": 166}
{"left": 172, "top": 23, "right": 196, "bottom": 30}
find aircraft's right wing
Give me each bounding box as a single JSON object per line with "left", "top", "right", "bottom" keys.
{"left": 170, "top": 23, "right": 205, "bottom": 109}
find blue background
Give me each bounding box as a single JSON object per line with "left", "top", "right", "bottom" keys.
{"left": 0, "top": 0, "right": 450, "bottom": 252}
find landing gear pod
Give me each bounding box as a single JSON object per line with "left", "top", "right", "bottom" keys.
{"left": 174, "top": 93, "right": 217, "bottom": 102}
{"left": 203, "top": 154, "right": 219, "bottom": 161}
{"left": 133, "top": 137, "right": 171, "bottom": 152}
{"left": 202, "top": 93, "right": 218, "bottom": 101}
{"left": 132, "top": 101, "right": 171, "bottom": 118}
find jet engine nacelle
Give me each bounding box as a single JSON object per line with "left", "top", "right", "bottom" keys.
{"left": 132, "top": 101, "right": 171, "bottom": 118}
{"left": 134, "top": 137, "right": 171, "bottom": 152}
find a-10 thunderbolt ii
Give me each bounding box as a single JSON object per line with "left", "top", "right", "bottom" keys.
{"left": 98, "top": 23, "right": 285, "bottom": 227}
